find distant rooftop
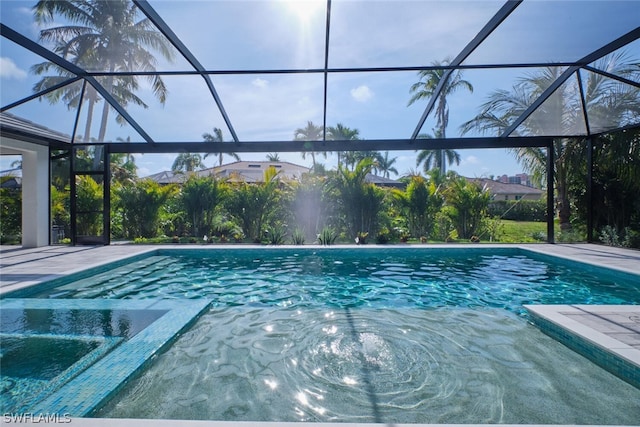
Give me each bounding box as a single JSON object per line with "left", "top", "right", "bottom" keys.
{"left": 144, "top": 160, "right": 404, "bottom": 187}
{"left": 469, "top": 177, "right": 544, "bottom": 200}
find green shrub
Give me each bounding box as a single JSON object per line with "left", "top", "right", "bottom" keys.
{"left": 487, "top": 199, "right": 546, "bottom": 222}
{"left": 290, "top": 228, "right": 305, "bottom": 245}
{"left": 265, "top": 224, "right": 287, "bottom": 245}
{"left": 317, "top": 227, "right": 337, "bottom": 246}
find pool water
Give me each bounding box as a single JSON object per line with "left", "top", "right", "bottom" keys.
{"left": 4, "top": 248, "right": 640, "bottom": 423}
{"left": 1, "top": 335, "right": 100, "bottom": 380}
{"left": 97, "top": 307, "right": 640, "bottom": 424}
{"left": 24, "top": 248, "right": 639, "bottom": 311}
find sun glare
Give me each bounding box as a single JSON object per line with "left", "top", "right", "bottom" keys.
{"left": 285, "top": 0, "right": 324, "bottom": 24}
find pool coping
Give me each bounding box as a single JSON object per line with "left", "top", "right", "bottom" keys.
{"left": 525, "top": 304, "right": 640, "bottom": 389}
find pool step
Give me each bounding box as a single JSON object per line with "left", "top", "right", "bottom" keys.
{"left": 53, "top": 256, "right": 178, "bottom": 298}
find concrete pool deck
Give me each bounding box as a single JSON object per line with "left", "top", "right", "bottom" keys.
{"left": 1, "top": 243, "right": 639, "bottom": 426}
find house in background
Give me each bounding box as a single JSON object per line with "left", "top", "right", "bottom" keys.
{"left": 211, "top": 161, "right": 310, "bottom": 183}
{"left": 469, "top": 178, "right": 544, "bottom": 201}
{"left": 0, "top": 167, "right": 22, "bottom": 189}
{"left": 145, "top": 160, "right": 404, "bottom": 187}
{"left": 497, "top": 173, "right": 534, "bottom": 187}
{"left": 145, "top": 161, "right": 310, "bottom": 185}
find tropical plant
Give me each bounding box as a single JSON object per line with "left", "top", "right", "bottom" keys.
{"left": 110, "top": 152, "right": 137, "bottom": 183}
{"left": 172, "top": 153, "right": 204, "bottom": 173}
{"left": 266, "top": 153, "right": 281, "bottom": 162}
{"left": 51, "top": 184, "right": 70, "bottom": 233}
{"left": 327, "top": 123, "right": 360, "bottom": 167}
{"left": 392, "top": 175, "right": 443, "bottom": 239}
{"left": 32, "top": 0, "right": 174, "bottom": 143}
{"left": 460, "top": 53, "right": 640, "bottom": 230}
{"left": 317, "top": 227, "right": 337, "bottom": 246}
{"left": 294, "top": 121, "right": 325, "bottom": 167}
{"left": 75, "top": 175, "right": 103, "bottom": 236}
{"left": 0, "top": 178, "right": 22, "bottom": 242}
{"left": 265, "top": 224, "right": 287, "bottom": 245}
{"left": 415, "top": 131, "right": 461, "bottom": 174}
{"left": 181, "top": 175, "right": 227, "bottom": 237}
{"left": 374, "top": 151, "right": 399, "bottom": 178}
{"left": 329, "top": 158, "right": 385, "bottom": 239}
{"left": 202, "top": 127, "right": 240, "bottom": 166}
{"left": 226, "top": 166, "right": 282, "bottom": 242}
{"left": 409, "top": 58, "right": 473, "bottom": 175}
{"left": 115, "top": 179, "right": 176, "bottom": 238}
{"left": 342, "top": 150, "right": 379, "bottom": 171}
{"left": 577, "top": 128, "right": 640, "bottom": 246}
{"left": 442, "top": 175, "right": 491, "bottom": 239}
{"left": 290, "top": 228, "right": 306, "bottom": 245}
{"left": 209, "top": 214, "right": 243, "bottom": 242}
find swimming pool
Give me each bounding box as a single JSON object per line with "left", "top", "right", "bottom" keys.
{"left": 2, "top": 247, "right": 640, "bottom": 423}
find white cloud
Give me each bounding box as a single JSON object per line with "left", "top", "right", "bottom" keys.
{"left": 461, "top": 155, "right": 479, "bottom": 165}
{"left": 252, "top": 78, "right": 269, "bottom": 88}
{"left": 0, "top": 57, "right": 27, "bottom": 80}
{"left": 350, "top": 85, "right": 373, "bottom": 103}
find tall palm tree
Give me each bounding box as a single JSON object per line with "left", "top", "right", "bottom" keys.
{"left": 374, "top": 151, "right": 399, "bottom": 178}
{"left": 327, "top": 123, "right": 360, "bottom": 167}
{"left": 202, "top": 127, "right": 240, "bottom": 166}
{"left": 32, "top": 0, "right": 174, "bottom": 142}
{"left": 459, "top": 53, "right": 640, "bottom": 230}
{"left": 294, "top": 121, "right": 324, "bottom": 167}
{"left": 172, "top": 153, "right": 204, "bottom": 173}
{"left": 342, "top": 151, "right": 379, "bottom": 171}
{"left": 409, "top": 58, "right": 473, "bottom": 175}
{"left": 415, "top": 130, "right": 461, "bottom": 174}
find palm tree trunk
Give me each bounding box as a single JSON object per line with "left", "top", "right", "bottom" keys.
{"left": 82, "top": 89, "right": 96, "bottom": 142}
{"left": 97, "top": 80, "right": 112, "bottom": 143}
{"left": 555, "top": 142, "right": 572, "bottom": 231}
{"left": 556, "top": 175, "right": 571, "bottom": 231}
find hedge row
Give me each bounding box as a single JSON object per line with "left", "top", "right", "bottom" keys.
{"left": 487, "top": 199, "right": 546, "bottom": 222}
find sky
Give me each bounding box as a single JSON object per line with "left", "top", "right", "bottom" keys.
{"left": 2, "top": 0, "right": 639, "bottom": 179}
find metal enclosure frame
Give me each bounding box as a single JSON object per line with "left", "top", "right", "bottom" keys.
{"left": 1, "top": 1, "right": 639, "bottom": 245}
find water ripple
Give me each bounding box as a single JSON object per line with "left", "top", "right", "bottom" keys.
{"left": 98, "top": 307, "right": 640, "bottom": 424}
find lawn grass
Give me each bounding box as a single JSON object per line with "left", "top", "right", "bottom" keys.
{"left": 497, "top": 220, "right": 551, "bottom": 243}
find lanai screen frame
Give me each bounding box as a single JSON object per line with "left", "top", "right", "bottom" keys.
{"left": 1, "top": 0, "right": 639, "bottom": 245}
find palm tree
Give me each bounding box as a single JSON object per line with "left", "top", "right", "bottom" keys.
{"left": 392, "top": 175, "right": 442, "bottom": 239}
{"left": 202, "top": 127, "right": 240, "bottom": 166}
{"left": 327, "top": 123, "right": 360, "bottom": 167}
{"left": 343, "top": 151, "right": 379, "bottom": 171}
{"left": 460, "top": 53, "right": 640, "bottom": 230}
{"left": 111, "top": 136, "right": 137, "bottom": 182}
{"left": 32, "top": 0, "right": 174, "bottom": 143}
{"left": 409, "top": 58, "right": 473, "bottom": 175}
{"left": 266, "top": 153, "right": 281, "bottom": 162}
{"left": 181, "top": 175, "right": 227, "bottom": 237}
{"left": 330, "top": 158, "right": 385, "bottom": 238}
{"left": 442, "top": 175, "right": 491, "bottom": 239}
{"left": 374, "top": 151, "right": 399, "bottom": 178}
{"left": 415, "top": 131, "right": 461, "bottom": 174}
{"left": 226, "top": 167, "right": 281, "bottom": 242}
{"left": 294, "top": 121, "right": 324, "bottom": 167}
{"left": 172, "top": 153, "right": 204, "bottom": 173}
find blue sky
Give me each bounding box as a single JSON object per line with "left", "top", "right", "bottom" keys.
{"left": 2, "top": 0, "right": 639, "bottom": 178}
